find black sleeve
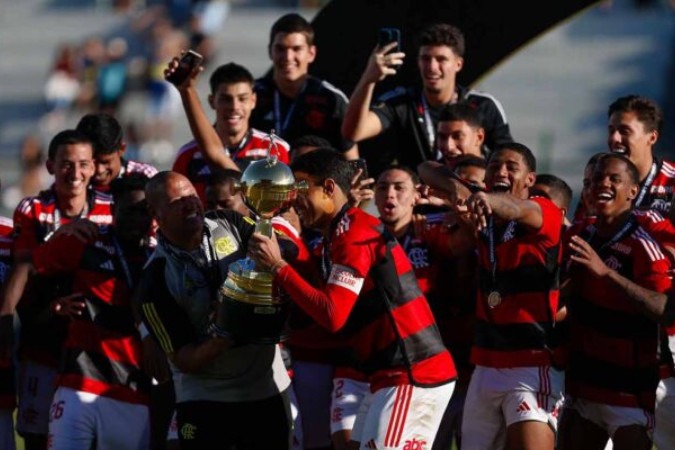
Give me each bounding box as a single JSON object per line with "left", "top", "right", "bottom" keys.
{"left": 478, "top": 97, "right": 514, "bottom": 151}
{"left": 138, "top": 257, "right": 196, "bottom": 354}
{"left": 332, "top": 93, "right": 356, "bottom": 152}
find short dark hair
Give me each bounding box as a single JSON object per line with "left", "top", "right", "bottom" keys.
{"left": 490, "top": 142, "right": 536, "bottom": 172}
{"left": 291, "top": 134, "right": 332, "bottom": 152}
{"left": 209, "top": 62, "right": 255, "bottom": 94}
{"left": 110, "top": 173, "right": 150, "bottom": 203}
{"left": 608, "top": 95, "right": 662, "bottom": 134}
{"left": 453, "top": 154, "right": 486, "bottom": 172}
{"left": 585, "top": 152, "right": 608, "bottom": 170}
{"left": 76, "top": 113, "right": 123, "bottom": 156}
{"left": 378, "top": 165, "right": 420, "bottom": 185}
{"left": 596, "top": 153, "right": 640, "bottom": 186}
{"left": 269, "top": 13, "right": 314, "bottom": 47}
{"left": 47, "top": 129, "right": 93, "bottom": 161}
{"left": 417, "top": 23, "right": 465, "bottom": 57}
{"left": 207, "top": 168, "right": 242, "bottom": 187}
{"left": 439, "top": 103, "right": 484, "bottom": 129}
{"left": 534, "top": 174, "right": 573, "bottom": 210}
{"left": 291, "top": 148, "right": 351, "bottom": 195}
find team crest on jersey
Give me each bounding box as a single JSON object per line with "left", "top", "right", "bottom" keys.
{"left": 214, "top": 237, "right": 237, "bottom": 256}
{"left": 306, "top": 110, "right": 326, "bottom": 129}
{"left": 604, "top": 256, "right": 621, "bottom": 271}
{"left": 407, "top": 247, "right": 429, "bottom": 269}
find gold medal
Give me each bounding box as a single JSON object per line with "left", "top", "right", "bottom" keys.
{"left": 487, "top": 291, "right": 502, "bottom": 308}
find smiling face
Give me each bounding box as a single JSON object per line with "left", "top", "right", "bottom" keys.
{"left": 485, "top": 149, "right": 535, "bottom": 199}
{"left": 375, "top": 168, "right": 418, "bottom": 230}
{"left": 607, "top": 110, "right": 657, "bottom": 166}
{"left": 417, "top": 45, "right": 462, "bottom": 97}
{"left": 93, "top": 150, "right": 124, "bottom": 187}
{"left": 590, "top": 157, "right": 638, "bottom": 220}
{"left": 270, "top": 32, "right": 316, "bottom": 84}
{"left": 437, "top": 119, "right": 484, "bottom": 164}
{"left": 209, "top": 81, "right": 256, "bottom": 142}
{"left": 48, "top": 142, "right": 95, "bottom": 200}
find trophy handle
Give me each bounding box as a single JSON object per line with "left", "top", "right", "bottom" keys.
{"left": 256, "top": 217, "right": 273, "bottom": 238}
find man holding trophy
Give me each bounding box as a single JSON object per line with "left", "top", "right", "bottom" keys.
{"left": 138, "top": 169, "right": 300, "bottom": 450}
{"left": 248, "top": 148, "right": 457, "bottom": 450}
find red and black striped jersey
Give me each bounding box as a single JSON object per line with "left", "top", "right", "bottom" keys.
{"left": 0, "top": 217, "right": 13, "bottom": 284}
{"left": 13, "top": 188, "right": 113, "bottom": 254}
{"left": 276, "top": 207, "right": 456, "bottom": 391}
{"left": 472, "top": 196, "right": 563, "bottom": 368}
{"left": 0, "top": 216, "right": 14, "bottom": 410}
{"left": 173, "top": 129, "right": 290, "bottom": 204}
{"left": 31, "top": 229, "right": 150, "bottom": 404}
{"left": 565, "top": 217, "right": 671, "bottom": 411}
{"left": 399, "top": 221, "right": 476, "bottom": 379}
{"left": 12, "top": 188, "right": 114, "bottom": 367}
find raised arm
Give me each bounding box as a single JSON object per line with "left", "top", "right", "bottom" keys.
{"left": 341, "top": 43, "right": 403, "bottom": 142}
{"left": 165, "top": 54, "right": 239, "bottom": 171}
{"left": 467, "top": 192, "right": 544, "bottom": 231}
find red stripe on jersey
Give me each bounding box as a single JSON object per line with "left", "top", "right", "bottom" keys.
{"left": 66, "top": 323, "right": 142, "bottom": 366}
{"left": 390, "top": 297, "right": 439, "bottom": 339}
{"left": 571, "top": 322, "right": 658, "bottom": 368}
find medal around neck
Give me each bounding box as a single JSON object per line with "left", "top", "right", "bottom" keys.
{"left": 487, "top": 290, "right": 502, "bottom": 308}
{"left": 216, "top": 132, "right": 308, "bottom": 343}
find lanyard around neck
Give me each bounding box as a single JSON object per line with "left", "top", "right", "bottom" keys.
{"left": 635, "top": 161, "right": 659, "bottom": 207}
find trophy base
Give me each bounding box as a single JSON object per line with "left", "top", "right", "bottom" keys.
{"left": 218, "top": 293, "right": 290, "bottom": 344}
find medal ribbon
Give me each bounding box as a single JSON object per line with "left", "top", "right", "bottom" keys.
{"left": 634, "top": 161, "right": 658, "bottom": 207}
{"left": 274, "top": 82, "right": 307, "bottom": 135}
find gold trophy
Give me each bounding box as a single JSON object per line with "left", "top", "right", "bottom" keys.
{"left": 216, "top": 133, "right": 304, "bottom": 344}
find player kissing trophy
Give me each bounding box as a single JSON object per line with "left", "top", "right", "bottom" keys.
{"left": 215, "top": 132, "right": 305, "bottom": 343}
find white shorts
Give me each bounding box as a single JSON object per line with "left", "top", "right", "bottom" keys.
{"left": 565, "top": 396, "right": 654, "bottom": 439}
{"left": 655, "top": 377, "right": 675, "bottom": 450}
{"left": 48, "top": 387, "right": 149, "bottom": 450}
{"left": 16, "top": 360, "right": 57, "bottom": 436}
{"left": 330, "top": 376, "right": 370, "bottom": 434}
{"left": 461, "top": 365, "right": 564, "bottom": 450}
{"left": 291, "top": 361, "right": 334, "bottom": 448}
{"left": 0, "top": 408, "right": 16, "bottom": 450}
{"left": 351, "top": 382, "right": 454, "bottom": 449}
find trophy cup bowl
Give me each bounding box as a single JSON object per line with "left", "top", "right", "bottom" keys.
{"left": 217, "top": 153, "right": 302, "bottom": 344}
